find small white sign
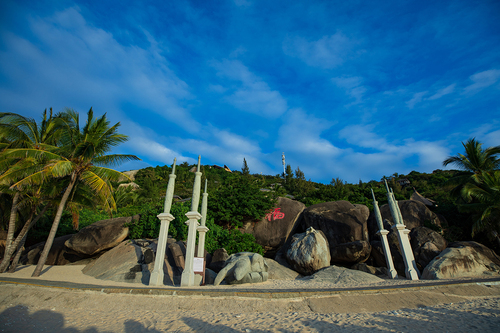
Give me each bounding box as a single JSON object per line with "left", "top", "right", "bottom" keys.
{"left": 193, "top": 257, "right": 204, "bottom": 272}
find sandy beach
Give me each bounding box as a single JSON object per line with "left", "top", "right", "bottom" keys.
{"left": 1, "top": 265, "right": 500, "bottom": 332}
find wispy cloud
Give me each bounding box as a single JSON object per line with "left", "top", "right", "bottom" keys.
{"left": 0, "top": 7, "right": 199, "bottom": 132}
{"left": 332, "top": 76, "right": 366, "bottom": 103}
{"left": 406, "top": 91, "right": 427, "bottom": 109}
{"left": 212, "top": 59, "right": 288, "bottom": 118}
{"left": 463, "top": 69, "right": 500, "bottom": 94}
{"left": 283, "top": 32, "right": 358, "bottom": 69}
{"left": 428, "top": 84, "right": 456, "bottom": 100}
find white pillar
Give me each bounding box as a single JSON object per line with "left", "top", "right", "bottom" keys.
{"left": 149, "top": 213, "right": 174, "bottom": 286}
{"left": 197, "top": 180, "right": 209, "bottom": 258}
{"left": 181, "top": 156, "right": 203, "bottom": 287}
{"left": 149, "top": 158, "right": 177, "bottom": 286}
{"left": 392, "top": 224, "right": 420, "bottom": 280}
{"left": 181, "top": 211, "right": 202, "bottom": 286}
{"left": 377, "top": 229, "right": 398, "bottom": 279}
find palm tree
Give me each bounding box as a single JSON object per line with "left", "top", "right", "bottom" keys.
{"left": 443, "top": 138, "right": 500, "bottom": 198}
{"left": 0, "top": 110, "right": 66, "bottom": 271}
{"left": 1, "top": 108, "right": 140, "bottom": 277}
{"left": 459, "top": 171, "right": 500, "bottom": 244}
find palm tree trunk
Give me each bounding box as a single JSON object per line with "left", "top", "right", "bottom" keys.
{"left": 32, "top": 175, "right": 77, "bottom": 277}
{"left": 3, "top": 205, "right": 48, "bottom": 273}
{"left": 1, "top": 192, "right": 20, "bottom": 269}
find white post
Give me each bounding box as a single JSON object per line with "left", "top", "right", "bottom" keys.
{"left": 371, "top": 189, "right": 397, "bottom": 279}
{"left": 377, "top": 229, "right": 398, "bottom": 279}
{"left": 392, "top": 224, "right": 420, "bottom": 280}
{"left": 181, "top": 156, "right": 203, "bottom": 287}
{"left": 197, "top": 179, "right": 209, "bottom": 258}
{"left": 150, "top": 158, "right": 177, "bottom": 286}
{"left": 384, "top": 180, "right": 420, "bottom": 280}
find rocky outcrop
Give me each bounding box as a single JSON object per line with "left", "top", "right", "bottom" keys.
{"left": 286, "top": 227, "right": 331, "bottom": 275}
{"left": 350, "top": 262, "right": 388, "bottom": 277}
{"left": 214, "top": 252, "right": 269, "bottom": 285}
{"left": 410, "top": 227, "right": 447, "bottom": 271}
{"left": 265, "top": 258, "right": 301, "bottom": 280}
{"left": 21, "top": 234, "right": 89, "bottom": 265}
{"left": 208, "top": 248, "right": 229, "bottom": 273}
{"left": 422, "top": 241, "right": 500, "bottom": 279}
{"left": 83, "top": 238, "right": 212, "bottom": 286}
{"left": 241, "top": 197, "right": 305, "bottom": 256}
{"left": 302, "top": 201, "right": 371, "bottom": 264}
{"left": 305, "top": 265, "right": 384, "bottom": 284}
{"left": 83, "top": 240, "right": 151, "bottom": 284}
{"left": 65, "top": 215, "right": 139, "bottom": 256}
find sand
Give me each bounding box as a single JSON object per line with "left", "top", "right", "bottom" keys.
{"left": 1, "top": 265, "right": 500, "bottom": 332}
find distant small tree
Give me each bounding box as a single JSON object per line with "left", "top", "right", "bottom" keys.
{"left": 295, "top": 167, "right": 305, "bottom": 180}
{"left": 242, "top": 158, "right": 250, "bottom": 175}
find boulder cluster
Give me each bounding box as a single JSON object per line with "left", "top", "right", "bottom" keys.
{"left": 18, "top": 197, "right": 500, "bottom": 285}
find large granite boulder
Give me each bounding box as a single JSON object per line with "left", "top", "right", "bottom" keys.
{"left": 422, "top": 241, "right": 500, "bottom": 279}
{"left": 367, "top": 200, "right": 445, "bottom": 239}
{"left": 304, "top": 265, "right": 384, "bottom": 284}
{"left": 265, "top": 258, "right": 301, "bottom": 280}
{"left": 214, "top": 252, "right": 269, "bottom": 285}
{"left": 410, "top": 226, "right": 447, "bottom": 271}
{"left": 286, "top": 227, "right": 331, "bottom": 275}
{"left": 302, "top": 201, "right": 371, "bottom": 264}
{"left": 208, "top": 248, "right": 229, "bottom": 273}
{"left": 83, "top": 240, "right": 151, "bottom": 284}
{"left": 241, "top": 197, "right": 305, "bottom": 257}
{"left": 65, "top": 215, "right": 139, "bottom": 256}
{"left": 83, "top": 237, "right": 212, "bottom": 286}
{"left": 21, "top": 234, "right": 89, "bottom": 265}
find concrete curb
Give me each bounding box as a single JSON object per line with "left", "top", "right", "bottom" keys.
{"left": 1, "top": 276, "right": 500, "bottom": 299}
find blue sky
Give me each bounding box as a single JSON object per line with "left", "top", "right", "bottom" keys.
{"left": 1, "top": 0, "right": 499, "bottom": 183}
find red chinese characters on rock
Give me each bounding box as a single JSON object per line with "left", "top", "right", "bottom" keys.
{"left": 265, "top": 208, "right": 285, "bottom": 222}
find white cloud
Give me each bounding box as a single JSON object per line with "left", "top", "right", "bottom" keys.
{"left": 277, "top": 109, "right": 340, "bottom": 156}
{"left": 428, "top": 84, "right": 456, "bottom": 100}
{"left": 332, "top": 76, "right": 366, "bottom": 103}
{"left": 212, "top": 59, "right": 288, "bottom": 118}
{"left": 406, "top": 91, "right": 427, "bottom": 109}
{"left": 283, "top": 32, "right": 356, "bottom": 69}
{"left": 463, "top": 69, "right": 500, "bottom": 94}
{"left": 0, "top": 7, "right": 199, "bottom": 132}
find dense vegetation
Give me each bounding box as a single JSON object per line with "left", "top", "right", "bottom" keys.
{"left": 2, "top": 109, "right": 499, "bottom": 264}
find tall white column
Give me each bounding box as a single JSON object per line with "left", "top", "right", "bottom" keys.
{"left": 197, "top": 179, "right": 209, "bottom": 258}
{"left": 181, "top": 156, "right": 202, "bottom": 287}
{"left": 384, "top": 180, "right": 420, "bottom": 280}
{"left": 392, "top": 224, "right": 420, "bottom": 280}
{"left": 150, "top": 158, "right": 177, "bottom": 286}
{"left": 371, "top": 189, "right": 397, "bottom": 279}
{"left": 377, "top": 229, "right": 398, "bottom": 279}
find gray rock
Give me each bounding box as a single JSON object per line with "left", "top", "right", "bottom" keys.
{"left": 82, "top": 240, "right": 150, "bottom": 284}
{"left": 241, "top": 197, "right": 305, "bottom": 257}
{"left": 350, "top": 262, "right": 388, "bottom": 277}
{"left": 265, "top": 258, "right": 301, "bottom": 280}
{"left": 65, "top": 215, "right": 139, "bottom": 256}
{"left": 214, "top": 252, "right": 269, "bottom": 285}
{"left": 422, "top": 241, "right": 500, "bottom": 279}
{"left": 208, "top": 248, "right": 230, "bottom": 273}
{"left": 410, "top": 227, "right": 447, "bottom": 271}
{"left": 286, "top": 227, "right": 331, "bottom": 275}
{"left": 302, "top": 201, "right": 370, "bottom": 264}
{"left": 305, "top": 265, "right": 384, "bottom": 284}
{"left": 330, "top": 240, "right": 371, "bottom": 264}
{"left": 21, "top": 234, "right": 88, "bottom": 265}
